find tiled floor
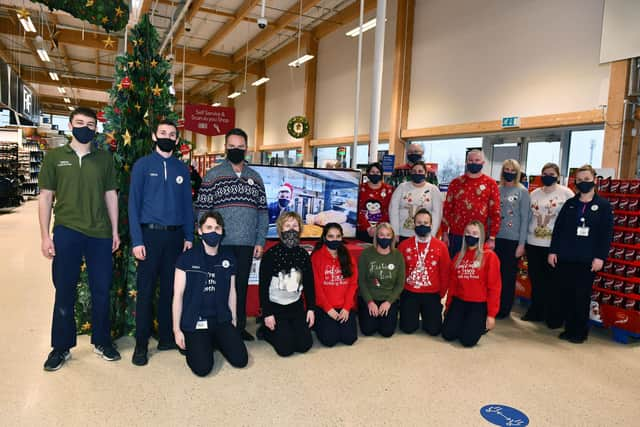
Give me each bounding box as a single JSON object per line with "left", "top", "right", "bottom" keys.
{"left": 1, "top": 200, "right": 638, "bottom": 426}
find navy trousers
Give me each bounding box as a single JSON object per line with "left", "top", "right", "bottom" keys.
{"left": 51, "top": 225, "right": 113, "bottom": 350}
{"left": 448, "top": 234, "right": 463, "bottom": 259}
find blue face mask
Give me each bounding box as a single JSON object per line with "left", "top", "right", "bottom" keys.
{"left": 464, "top": 235, "right": 480, "bottom": 247}
{"left": 541, "top": 175, "right": 557, "bottom": 186}
{"left": 407, "top": 153, "right": 422, "bottom": 163}
{"left": 325, "top": 240, "right": 342, "bottom": 250}
{"left": 72, "top": 126, "right": 96, "bottom": 144}
{"left": 367, "top": 174, "right": 382, "bottom": 184}
{"left": 467, "top": 163, "right": 483, "bottom": 174}
{"left": 576, "top": 181, "right": 595, "bottom": 194}
{"left": 411, "top": 173, "right": 426, "bottom": 184}
{"left": 377, "top": 237, "right": 392, "bottom": 249}
{"left": 415, "top": 225, "right": 431, "bottom": 237}
{"left": 278, "top": 198, "right": 290, "bottom": 208}
{"left": 503, "top": 171, "right": 517, "bottom": 182}
{"left": 201, "top": 231, "right": 222, "bottom": 248}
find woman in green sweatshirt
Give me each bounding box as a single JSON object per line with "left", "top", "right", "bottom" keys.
{"left": 357, "top": 222, "right": 406, "bottom": 337}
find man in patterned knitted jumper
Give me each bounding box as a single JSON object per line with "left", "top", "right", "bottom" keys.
{"left": 195, "top": 128, "right": 269, "bottom": 341}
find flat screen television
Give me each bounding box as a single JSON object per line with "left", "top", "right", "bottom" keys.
{"left": 251, "top": 165, "right": 361, "bottom": 239}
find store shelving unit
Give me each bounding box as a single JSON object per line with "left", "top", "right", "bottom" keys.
{"left": 22, "top": 139, "right": 43, "bottom": 197}
{"left": 0, "top": 140, "right": 22, "bottom": 209}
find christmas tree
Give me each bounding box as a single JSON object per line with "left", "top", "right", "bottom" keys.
{"left": 74, "top": 14, "right": 191, "bottom": 338}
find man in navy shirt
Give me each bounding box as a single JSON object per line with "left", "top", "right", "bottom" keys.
{"left": 128, "top": 120, "right": 194, "bottom": 365}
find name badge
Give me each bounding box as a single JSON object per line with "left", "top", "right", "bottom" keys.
{"left": 577, "top": 226, "right": 590, "bottom": 237}
{"left": 196, "top": 319, "right": 208, "bottom": 330}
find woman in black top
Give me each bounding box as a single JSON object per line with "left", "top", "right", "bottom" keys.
{"left": 548, "top": 165, "right": 613, "bottom": 343}
{"left": 259, "top": 212, "right": 315, "bottom": 357}
{"left": 172, "top": 211, "right": 248, "bottom": 376}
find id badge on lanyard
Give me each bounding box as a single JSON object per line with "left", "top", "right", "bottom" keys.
{"left": 577, "top": 204, "right": 589, "bottom": 237}
{"left": 196, "top": 318, "right": 208, "bottom": 330}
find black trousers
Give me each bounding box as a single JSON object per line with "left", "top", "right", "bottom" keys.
{"left": 183, "top": 321, "right": 248, "bottom": 377}
{"left": 550, "top": 261, "right": 595, "bottom": 340}
{"left": 442, "top": 298, "right": 488, "bottom": 347}
{"left": 495, "top": 238, "right": 519, "bottom": 318}
{"left": 525, "top": 244, "right": 553, "bottom": 322}
{"left": 357, "top": 297, "right": 398, "bottom": 337}
{"left": 314, "top": 309, "right": 358, "bottom": 347}
{"left": 225, "top": 245, "right": 254, "bottom": 331}
{"left": 264, "top": 312, "right": 313, "bottom": 357}
{"left": 448, "top": 234, "right": 463, "bottom": 259}
{"left": 135, "top": 227, "right": 183, "bottom": 344}
{"left": 356, "top": 229, "right": 373, "bottom": 243}
{"left": 399, "top": 290, "right": 443, "bottom": 336}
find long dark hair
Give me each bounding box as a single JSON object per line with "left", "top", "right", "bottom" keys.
{"left": 313, "top": 223, "right": 353, "bottom": 278}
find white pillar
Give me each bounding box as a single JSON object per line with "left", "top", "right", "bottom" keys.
{"left": 368, "top": 0, "right": 387, "bottom": 163}
{"left": 351, "top": 0, "right": 365, "bottom": 169}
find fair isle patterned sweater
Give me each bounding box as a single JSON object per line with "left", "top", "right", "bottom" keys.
{"left": 195, "top": 160, "right": 269, "bottom": 246}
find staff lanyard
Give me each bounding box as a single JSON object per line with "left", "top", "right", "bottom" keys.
{"left": 414, "top": 237, "right": 432, "bottom": 276}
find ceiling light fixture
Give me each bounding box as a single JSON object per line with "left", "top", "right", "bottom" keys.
{"left": 252, "top": 77, "right": 270, "bottom": 86}
{"left": 57, "top": 87, "right": 66, "bottom": 94}
{"left": 227, "top": 91, "right": 242, "bottom": 99}
{"left": 63, "top": 97, "right": 71, "bottom": 103}
{"left": 288, "top": 54, "right": 314, "bottom": 68}
{"left": 17, "top": 10, "right": 36, "bottom": 33}
{"left": 68, "top": 106, "right": 74, "bottom": 111}
{"left": 211, "top": 102, "right": 221, "bottom": 107}
{"left": 346, "top": 18, "right": 377, "bottom": 37}
{"left": 34, "top": 35, "right": 50, "bottom": 62}
{"left": 49, "top": 72, "right": 59, "bottom": 81}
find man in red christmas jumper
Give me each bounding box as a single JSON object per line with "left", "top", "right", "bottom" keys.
{"left": 442, "top": 149, "right": 501, "bottom": 258}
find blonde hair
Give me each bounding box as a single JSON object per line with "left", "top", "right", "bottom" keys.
{"left": 455, "top": 221, "right": 485, "bottom": 268}
{"left": 373, "top": 222, "right": 395, "bottom": 248}
{"left": 276, "top": 212, "right": 303, "bottom": 237}
{"left": 575, "top": 164, "right": 597, "bottom": 179}
{"left": 499, "top": 159, "right": 524, "bottom": 187}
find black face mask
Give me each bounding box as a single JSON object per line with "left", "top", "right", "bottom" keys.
{"left": 281, "top": 229, "right": 300, "bottom": 248}
{"left": 278, "top": 198, "right": 290, "bottom": 208}
{"left": 541, "top": 175, "right": 557, "bottom": 187}
{"left": 201, "top": 231, "right": 222, "bottom": 247}
{"left": 503, "top": 171, "right": 517, "bottom": 182}
{"left": 367, "top": 174, "right": 382, "bottom": 184}
{"left": 227, "top": 148, "right": 246, "bottom": 164}
{"left": 325, "top": 240, "right": 342, "bottom": 250}
{"left": 576, "top": 181, "right": 595, "bottom": 194}
{"left": 155, "top": 136, "right": 176, "bottom": 153}
{"left": 407, "top": 153, "right": 422, "bottom": 163}
{"left": 411, "top": 174, "right": 426, "bottom": 184}
{"left": 464, "top": 235, "right": 480, "bottom": 247}
{"left": 72, "top": 126, "right": 95, "bottom": 144}
{"left": 415, "top": 225, "right": 431, "bottom": 237}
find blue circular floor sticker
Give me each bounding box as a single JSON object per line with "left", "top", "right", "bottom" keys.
{"left": 480, "top": 404, "right": 529, "bottom": 426}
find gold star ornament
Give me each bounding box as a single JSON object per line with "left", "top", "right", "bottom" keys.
{"left": 134, "top": 103, "right": 141, "bottom": 111}
{"left": 102, "top": 36, "right": 115, "bottom": 49}
{"left": 16, "top": 8, "right": 30, "bottom": 19}
{"left": 101, "top": 16, "right": 109, "bottom": 24}
{"left": 151, "top": 84, "right": 163, "bottom": 96}
{"left": 115, "top": 7, "right": 124, "bottom": 17}
{"left": 150, "top": 59, "right": 158, "bottom": 68}
{"left": 123, "top": 129, "right": 131, "bottom": 146}
{"left": 86, "top": 0, "right": 94, "bottom": 7}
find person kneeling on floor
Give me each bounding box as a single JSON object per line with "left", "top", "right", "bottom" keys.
{"left": 442, "top": 221, "right": 501, "bottom": 347}
{"left": 258, "top": 212, "right": 316, "bottom": 357}
{"left": 172, "top": 211, "right": 248, "bottom": 377}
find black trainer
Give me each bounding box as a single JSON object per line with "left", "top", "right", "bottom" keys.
{"left": 132, "top": 344, "right": 148, "bottom": 366}
{"left": 558, "top": 331, "right": 570, "bottom": 341}
{"left": 241, "top": 329, "right": 255, "bottom": 341}
{"left": 157, "top": 341, "right": 179, "bottom": 351}
{"left": 94, "top": 344, "right": 121, "bottom": 361}
{"left": 44, "top": 349, "right": 70, "bottom": 371}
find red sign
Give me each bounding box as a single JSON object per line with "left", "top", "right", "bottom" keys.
{"left": 184, "top": 104, "right": 235, "bottom": 136}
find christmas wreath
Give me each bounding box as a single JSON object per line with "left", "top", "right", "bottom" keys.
{"left": 287, "top": 116, "right": 310, "bottom": 139}
{"left": 32, "top": 0, "right": 128, "bottom": 32}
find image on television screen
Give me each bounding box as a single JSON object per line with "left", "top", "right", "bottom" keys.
{"left": 252, "top": 165, "right": 361, "bottom": 239}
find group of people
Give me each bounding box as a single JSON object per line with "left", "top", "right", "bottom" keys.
{"left": 38, "top": 106, "right": 613, "bottom": 377}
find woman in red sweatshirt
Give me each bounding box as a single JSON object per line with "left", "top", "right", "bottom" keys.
{"left": 398, "top": 208, "right": 450, "bottom": 336}
{"left": 442, "top": 220, "right": 501, "bottom": 347}
{"left": 311, "top": 223, "right": 359, "bottom": 347}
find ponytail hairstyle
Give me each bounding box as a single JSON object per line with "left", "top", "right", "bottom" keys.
{"left": 455, "top": 220, "right": 485, "bottom": 268}
{"left": 313, "top": 222, "right": 353, "bottom": 278}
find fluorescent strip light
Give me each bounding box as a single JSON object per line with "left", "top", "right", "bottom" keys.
{"left": 18, "top": 16, "right": 36, "bottom": 33}
{"left": 37, "top": 48, "right": 50, "bottom": 62}
{"left": 57, "top": 87, "right": 66, "bottom": 94}
{"left": 288, "top": 54, "right": 314, "bottom": 68}
{"left": 227, "top": 91, "right": 241, "bottom": 99}
{"left": 49, "top": 72, "right": 59, "bottom": 81}
{"left": 252, "top": 77, "right": 270, "bottom": 86}
{"left": 211, "top": 102, "right": 221, "bottom": 107}
{"left": 346, "top": 18, "right": 377, "bottom": 37}
{"left": 68, "top": 106, "right": 74, "bottom": 111}
{"left": 63, "top": 97, "right": 71, "bottom": 103}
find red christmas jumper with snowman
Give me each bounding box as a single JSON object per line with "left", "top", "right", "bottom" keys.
{"left": 357, "top": 182, "right": 394, "bottom": 232}
{"left": 446, "top": 246, "right": 502, "bottom": 317}
{"left": 311, "top": 246, "right": 359, "bottom": 312}
{"left": 398, "top": 236, "right": 450, "bottom": 297}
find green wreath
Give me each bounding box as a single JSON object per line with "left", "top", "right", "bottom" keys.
{"left": 287, "top": 116, "right": 310, "bottom": 139}
{"left": 33, "top": 0, "right": 129, "bottom": 32}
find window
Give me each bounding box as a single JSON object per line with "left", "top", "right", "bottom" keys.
{"left": 413, "top": 137, "right": 483, "bottom": 184}
{"left": 525, "top": 140, "right": 561, "bottom": 176}
{"left": 316, "top": 143, "right": 389, "bottom": 168}
{"left": 263, "top": 150, "right": 298, "bottom": 166}
{"left": 568, "top": 129, "right": 604, "bottom": 169}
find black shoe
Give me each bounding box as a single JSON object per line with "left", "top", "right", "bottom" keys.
{"left": 567, "top": 336, "right": 586, "bottom": 344}
{"left": 94, "top": 344, "right": 121, "bottom": 361}
{"left": 132, "top": 345, "right": 148, "bottom": 366}
{"left": 241, "top": 329, "right": 255, "bottom": 341}
{"left": 558, "top": 331, "right": 570, "bottom": 341}
{"left": 44, "top": 349, "right": 70, "bottom": 371}
{"left": 521, "top": 312, "right": 542, "bottom": 322}
{"left": 157, "top": 341, "right": 179, "bottom": 351}
{"left": 178, "top": 348, "right": 186, "bottom": 356}
{"left": 256, "top": 325, "right": 266, "bottom": 340}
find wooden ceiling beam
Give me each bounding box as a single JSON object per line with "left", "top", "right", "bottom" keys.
{"left": 200, "top": 0, "right": 261, "bottom": 56}
{"left": 20, "top": 70, "right": 112, "bottom": 92}
{"left": 312, "top": 0, "right": 377, "bottom": 39}
{"left": 174, "top": 0, "right": 208, "bottom": 45}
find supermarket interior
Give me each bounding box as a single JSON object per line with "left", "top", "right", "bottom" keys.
{"left": 1, "top": 0, "right": 640, "bottom": 426}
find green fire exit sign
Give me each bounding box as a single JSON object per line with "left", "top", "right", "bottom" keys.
{"left": 501, "top": 116, "right": 520, "bottom": 128}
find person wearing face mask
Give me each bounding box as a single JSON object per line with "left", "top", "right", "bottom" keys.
{"left": 396, "top": 143, "right": 424, "bottom": 170}
{"left": 522, "top": 163, "right": 573, "bottom": 323}
{"left": 268, "top": 183, "right": 294, "bottom": 224}
{"left": 398, "top": 209, "right": 450, "bottom": 336}
{"left": 128, "top": 120, "right": 194, "bottom": 366}
{"left": 357, "top": 162, "right": 393, "bottom": 242}
{"left": 494, "top": 159, "right": 530, "bottom": 319}
{"left": 172, "top": 211, "right": 248, "bottom": 376}
{"left": 442, "top": 149, "right": 501, "bottom": 258}
{"left": 547, "top": 165, "right": 613, "bottom": 344}
{"left": 195, "top": 128, "right": 269, "bottom": 342}
{"left": 258, "top": 212, "right": 315, "bottom": 356}
{"left": 39, "top": 107, "right": 121, "bottom": 371}
{"left": 442, "top": 221, "right": 501, "bottom": 347}
{"left": 311, "top": 223, "right": 359, "bottom": 347}
{"left": 389, "top": 161, "right": 443, "bottom": 243}
{"left": 357, "top": 223, "right": 405, "bottom": 337}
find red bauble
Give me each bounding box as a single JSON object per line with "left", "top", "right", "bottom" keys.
{"left": 140, "top": 76, "right": 145, "bottom": 82}
{"left": 97, "top": 111, "right": 106, "bottom": 122}
{"left": 114, "top": 107, "right": 121, "bottom": 114}
{"left": 179, "top": 144, "right": 191, "bottom": 156}
{"left": 121, "top": 76, "right": 132, "bottom": 89}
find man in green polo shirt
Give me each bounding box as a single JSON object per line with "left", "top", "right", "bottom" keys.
{"left": 38, "top": 107, "right": 121, "bottom": 371}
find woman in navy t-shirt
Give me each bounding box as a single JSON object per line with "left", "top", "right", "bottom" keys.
{"left": 172, "top": 211, "right": 248, "bottom": 376}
